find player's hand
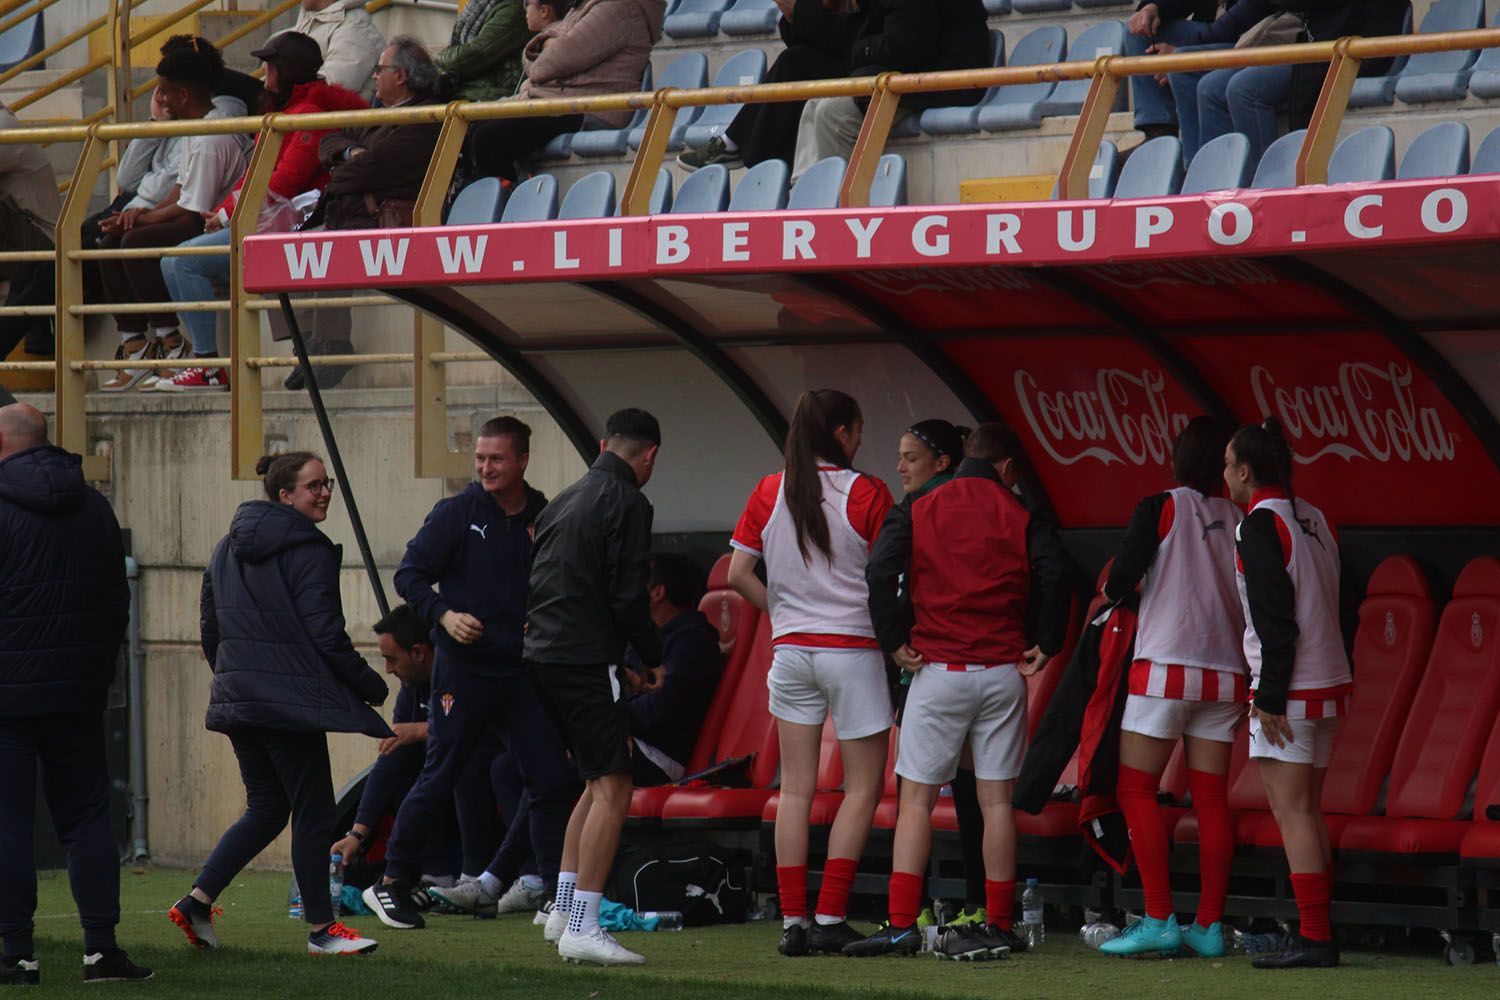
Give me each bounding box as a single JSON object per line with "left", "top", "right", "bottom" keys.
{"left": 119, "top": 207, "right": 144, "bottom": 232}
{"left": 203, "top": 212, "right": 224, "bottom": 232}
{"left": 1251, "top": 704, "right": 1294, "bottom": 748}
{"left": 440, "top": 610, "right": 484, "bottom": 644}
{"left": 98, "top": 213, "right": 122, "bottom": 234}
{"left": 1146, "top": 42, "right": 1177, "bottom": 84}
{"left": 1018, "top": 645, "right": 1050, "bottom": 676}
{"left": 331, "top": 833, "right": 363, "bottom": 864}
{"left": 379, "top": 721, "right": 428, "bottom": 755}
{"left": 640, "top": 665, "right": 665, "bottom": 693}
{"left": 150, "top": 86, "right": 169, "bottom": 121}
{"left": 1127, "top": 3, "right": 1160, "bottom": 37}
{"left": 893, "top": 644, "right": 925, "bottom": 673}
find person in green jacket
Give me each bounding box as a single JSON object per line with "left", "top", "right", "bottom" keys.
{"left": 435, "top": 0, "right": 536, "bottom": 102}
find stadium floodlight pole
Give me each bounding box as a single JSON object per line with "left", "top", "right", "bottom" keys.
{"left": 277, "top": 293, "right": 391, "bottom": 618}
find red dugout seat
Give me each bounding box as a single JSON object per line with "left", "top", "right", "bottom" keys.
{"left": 1457, "top": 712, "right": 1500, "bottom": 863}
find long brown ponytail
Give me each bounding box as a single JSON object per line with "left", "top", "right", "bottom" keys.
{"left": 783, "top": 389, "right": 861, "bottom": 565}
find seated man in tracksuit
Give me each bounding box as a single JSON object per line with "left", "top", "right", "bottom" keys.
{"left": 852, "top": 422, "right": 1069, "bottom": 959}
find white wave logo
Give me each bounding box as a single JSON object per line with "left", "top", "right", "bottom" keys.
{"left": 1015, "top": 368, "right": 1191, "bottom": 467}
{"left": 1250, "top": 362, "right": 1457, "bottom": 465}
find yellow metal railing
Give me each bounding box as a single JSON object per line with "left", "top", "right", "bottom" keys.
{"left": 2, "top": 24, "right": 1499, "bottom": 481}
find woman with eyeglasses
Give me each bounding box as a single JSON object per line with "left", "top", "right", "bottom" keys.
{"left": 169, "top": 452, "right": 391, "bottom": 957}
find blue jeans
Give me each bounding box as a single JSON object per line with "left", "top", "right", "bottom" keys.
{"left": 160, "top": 227, "right": 230, "bottom": 356}
{"left": 1124, "top": 20, "right": 1214, "bottom": 128}
{"left": 1197, "top": 63, "right": 1294, "bottom": 167}
{"left": 1167, "top": 45, "right": 1235, "bottom": 163}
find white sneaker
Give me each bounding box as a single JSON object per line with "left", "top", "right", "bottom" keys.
{"left": 497, "top": 878, "right": 546, "bottom": 915}
{"left": 427, "top": 878, "right": 499, "bottom": 915}
{"left": 558, "top": 927, "right": 646, "bottom": 966}
{"left": 307, "top": 921, "right": 378, "bottom": 956}
{"left": 543, "top": 902, "right": 567, "bottom": 943}
{"left": 533, "top": 900, "right": 553, "bottom": 927}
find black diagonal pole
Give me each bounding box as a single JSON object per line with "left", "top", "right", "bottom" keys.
{"left": 278, "top": 294, "right": 390, "bottom": 617}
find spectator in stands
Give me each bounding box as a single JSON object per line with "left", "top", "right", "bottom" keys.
{"left": 295, "top": 0, "right": 386, "bottom": 101}
{"left": 1123, "top": 2, "right": 1227, "bottom": 144}
{"left": 1224, "top": 417, "right": 1350, "bottom": 970}
{"left": 96, "top": 40, "right": 252, "bottom": 394}
{"left": 169, "top": 450, "right": 387, "bottom": 957}
{"left": 623, "top": 553, "right": 722, "bottom": 787}
{"left": 467, "top": 0, "right": 664, "bottom": 183}
{"left": 525, "top": 408, "right": 664, "bottom": 966}
{"left": 727, "top": 389, "right": 893, "bottom": 958}
{"left": 157, "top": 31, "right": 366, "bottom": 393}
{"left": 435, "top": 0, "right": 534, "bottom": 103}
{"left": 0, "top": 102, "right": 60, "bottom": 367}
{"left": 1092, "top": 417, "right": 1245, "bottom": 960}
{"left": 789, "top": 0, "right": 988, "bottom": 182}
{"left": 0, "top": 404, "right": 151, "bottom": 986}
{"left": 679, "top": 0, "right": 863, "bottom": 172}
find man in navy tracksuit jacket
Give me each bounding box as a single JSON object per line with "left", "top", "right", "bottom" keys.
{"left": 364, "top": 417, "right": 574, "bottom": 930}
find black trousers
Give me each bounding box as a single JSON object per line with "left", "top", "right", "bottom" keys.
{"left": 468, "top": 113, "right": 586, "bottom": 184}
{"left": 725, "top": 45, "right": 848, "bottom": 167}
{"left": 0, "top": 713, "right": 120, "bottom": 958}
{"left": 197, "top": 729, "right": 337, "bottom": 925}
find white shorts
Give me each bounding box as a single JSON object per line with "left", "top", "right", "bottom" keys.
{"left": 1120, "top": 694, "right": 1244, "bottom": 744}
{"left": 896, "top": 664, "right": 1027, "bottom": 785}
{"left": 1249, "top": 714, "right": 1339, "bottom": 767}
{"left": 768, "top": 646, "right": 892, "bottom": 740}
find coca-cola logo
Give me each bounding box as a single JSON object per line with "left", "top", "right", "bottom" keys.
{"left": 1250, "top": 362, "right": 1457, "bottom": 464}
{"left": 1015, "top": 368, "right": 1191, "bottom": 467}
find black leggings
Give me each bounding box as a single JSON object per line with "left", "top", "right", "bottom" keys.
{"left": 467, "top": 114, "right": 585, "bottom": 184}
{"left": 197, "top": 730, "right": 336, "bottom": 925}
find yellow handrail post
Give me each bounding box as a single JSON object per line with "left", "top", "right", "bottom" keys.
{"left": 621, "top": 91, "right": 678, "bottom": 215}
{"left": 54, "top": 130, "right": 109, "bottom": 481}
{"left": 841, "top": 74, "right": 900, "bottom": 209}
{"left": 228, "top": 117, "right": 284, "bottom": 481}
{"left": 1057, "top": 56, "right": 1120, "bottom": 200}
{"left": 410, "top": 103, "right": 471, "bottom": 479}
{"left": 116, "top": 0, "right": 134, "bottom": 127}
{"left": 1298, "top": 38, "right": 1362, "bottom": 186}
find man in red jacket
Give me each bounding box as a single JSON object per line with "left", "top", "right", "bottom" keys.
{"left": 850, "top": 422, "right": 1068, "bottom": 959}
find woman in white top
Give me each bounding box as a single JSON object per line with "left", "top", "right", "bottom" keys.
{"left": 728, "top": 389, "right": 894, "bottom": 958}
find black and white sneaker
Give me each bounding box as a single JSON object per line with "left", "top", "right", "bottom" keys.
{"left": 842, "top": 923, "right": 921, "bottom": 958}
{"left": 361, "top": 882, "right": 426, "bottom": 930}
{"left": 934, "top": 925, "right": 990, "bottom": 961}
{"left": 0, "top": 955, "right": 39, "bottom": 985}
{"left": 169, "top": 894, "right": 220, "bottom": 949}
{"left": 307, "top": 922, "right": 379, "bottom": 956}
{"left": 778, "top": 922, "right": 808, "bottom": 957}
{"left": 82, "top": 948, "right": 152, "bottom": 982}
{"left": 807, "top": 920, "right": 864, "bottom": 954}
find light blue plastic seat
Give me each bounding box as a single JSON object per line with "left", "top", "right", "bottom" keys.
{"left": 787, "top": 156, "right": 846, "bottom": 210}
{"left": 1394, "top": 0, "right": 1484, "bottom": 103}
{"left": 1470, "top": 126, "right": 1500, "bottom": 175}
{"left": 728, "top": 159, "right": 790, "bottom": 211}
{"left": 1112, "top": 136, "right": 1184, "bottom": 198}
{"left": 0, "top": 14, "right": 42, "bottom": 72}
{"left": 1348, "top": 5, "right": 1414, "bottom": 107}
{"left": 613, "top": 168, "right": 675, "bottom": 215}
{"left": 1181, "top": 132, "right": 1252, "bottom": 194}
{"left": 558, "top": 171, "right": 617, "bottom": 219}
{"left": 1011, "top": 0, "right": 1070, "bottom": 11}
{"left": 1467, "top": 10, "right": 1500, "bottom": 98}
{"left": 670, "top": 163, "right": 731, "bottom": 213}
{"left": 976, "top": 25, "right": 1069, "bottom": 132}
{"left": 1398, "top": 121, "right": 1469, "bottom": 179}
{"left": 1034, "top": 21, "right": 1126, "bottom": 119}
{"left": 868, "top": 154, "right": 907, "bottom": 207}
{"left": 1250, "top": 129, "right": 1307, "bottom": 189}
{"left": 721, "top": 0, "right": 781, "bottom": 36}
{"left": 569, "top": 64, "right": 653, "bottom": 158}
{"left": 533, "top": 132, "right": 573, "bottom": 161}
{"left": 682, "top": 48, "right": 767, "bottom": 148}
{"left": 982, "top": 0, "right": 1011, "bottom": 12}
{"left": 664, "top": 0, "right": 734, "bottom": 38}
{"left": 626, "top": 52, "right": 709, "bottom": 151}
{"left": 446, "top": 178, "right": 506, "bottom": 225}
{"left": 499, "top": 174, "right": 559, "bottom": 222}
{"left": 918, "top": 30, "right": 1006, "bottom": 136}
{"left": 1074, "top": 0, "right": 1122, "bottom": 6}
{"left": 1327, "top": 126, "right": 1395, "bottom": 184}
{"left": 1052, "top": 140, "right": 1121, "bottom": 199}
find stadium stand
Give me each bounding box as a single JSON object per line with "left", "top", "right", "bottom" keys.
{"left": 669, "top": 162, "right": 731, "bottom": 213}
{"left": 445, "top": 176, "right": 507, "bottom": 225}
{"left": 1250, "top": 129, "right": 1307, "bottom": 188}
{"left": 557, "top": 170, "right": 617, "bottom": 219}
{"left": 1397, "top": 120, "right": 1471, "bottom": 177}
{"left": 499, "top": 173, "right": 559, "bottom": 222}
{"left": 725, "top": 157, "right": 789, "bottom": 210}
{"left": 1327, "top": 125, "right": 1398, "bottom": 183}
{"left": 1112, "top": 135, "right": 1183, "bottom": 197}
{"left": 785, "top": 155, "right": 845, "bottom": 209}
{"left": 1180, "top": 131, "right": 1252, "bottom": 194}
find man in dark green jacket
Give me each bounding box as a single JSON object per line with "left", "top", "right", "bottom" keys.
{"left": 436, "top": 0, "right": 533, "bottom": 102}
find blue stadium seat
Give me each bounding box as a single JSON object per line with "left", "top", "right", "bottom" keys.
{"left": 1181, "top": 132, "right": 1251, "bottom": 194}
{"left": 1470, "top": 126, "right": 1500, "bottom": 174}
{"left": 1461, "top": 9, "right": 1500, "bottom": 98}
{"left": 982, "top": 0, "right": 1011, "bottom": 12}
{"left": 1034, "top": 21, "right": 1126, "bottom": 119}
{"left": 1327, "top": 126, "right": 1396, "bottom": 184}
{"left": 533, "top": 132, "right": 573, "bottom": 161}
{"left": 721, "top": 0, "right": 781, "bottom": 36}
{"left": 500, "top": 174, "right": 559, "bottom": 222}
{"left": 664, "top": 0, "right": 734, "bottom": 39}
{"left": 728, "top": 159, "right": 790, "bottom": 211}
{"left": 1348, "top": 5, "right": 1414, "bottom": 107}
{"left": 1394, "top": 0, "right": 1484, "bottom": 103}
{"left": 1051, "top": 141, "right": 1123, "bottom": 199}
{"left": 1250, "top": 129, "right": 1307, "bottom": 189}
{"left": 671, "top": 163, "right": 731, "bottom": 213}
{"left": 558, "top": 171, "right": 617, "bottom": 219}
{"left": 446, "top": 178, "right": 506, "bottom": 225}
{"left": 913, "top": 30, "right": 1006, "bottom": 137}
{"left": 1074, "top": 0, "right": 1124, "bottom": 6}
{"left": 649, "top": 167, "right": 674, "bottom": 214}
{"left": 682, "top": 49, "right": 767, "bottom": 149}
{"left": 570, "top": 64, "right": 653, "bottom": 158}
{"left": 1112, "top": 136, "right": 1184, "bottom": 198}
{"left": 627, "top": 52, "right": 709, "bottom": 151}
{"left": 0, "top": 14, "right": 42, "bottom": 73}
{"left": 1011, "top": 0, "right": 1070, "bottom": 11}
{"left": 868, "top": 154, "right": 907, "bottom": 207}
{"left": 1398, "top": 121, "right": 1469, "bottom": 179}
{"left": 976, "top": 25, "right": 1069, "bottom": 132}
{"left": 788, "top": 156, "right": 846, "bottom": 210}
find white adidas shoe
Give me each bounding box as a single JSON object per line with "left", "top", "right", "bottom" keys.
{"left": 543, "top": 902, "right": 568, "bottom": 943}
{"left": 558, "top": 927, "right": 646, "bottom": 966}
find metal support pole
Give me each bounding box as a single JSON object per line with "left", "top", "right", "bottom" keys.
{"left": 125, "top": 554, "right": 149, "bottom": 863}
{"left": 278, "top": 294, "right": 390, "bottom": 617}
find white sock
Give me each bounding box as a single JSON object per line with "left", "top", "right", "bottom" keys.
{"left": 568, "top": 890, "right": 602, "bottom": 937}
{"left": 477, "top": 871, "right": 503, "bottom": 897}
{"left": 814, "top": 913, "right": 844, "bottom": 926}
{"left": 783, "top": 916, "right": 809, "bottom": 930}
{"left": 520, "top": 874, "right": 543, "bottom": 890}
{"left": 721, "top": 135, "right": 739, "bottom": 153}
{"left": 154, "top": 325, "right": 178, "bottom": 340}
{"left": 555, "top": 871, "right": 577, "bottom": 915}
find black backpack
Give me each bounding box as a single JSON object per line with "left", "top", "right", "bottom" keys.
{"left": 612, "top": 843, "right": 750, "bottom": 926}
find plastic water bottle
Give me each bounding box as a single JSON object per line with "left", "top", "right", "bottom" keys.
{"left": 642, "top": 910, "right": 684, "bottom": 931}
{"left": 287, "top": 875, "right": 302, "bottom": 919}
{"left": 1020, "top": 878, "right": 1045, "bottom": 948}
{"left": 1079, "top": 922, "right": 1121, "bottom": 949}
{"left": 1233, "top": 928, "right": 1287, "bottom": 954}
{"left": 328, "top": 854, "right": 344, "bottom": 919}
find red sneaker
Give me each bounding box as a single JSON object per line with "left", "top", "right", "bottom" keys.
{"left": 154, "top": 366, "right": 229, "bottom": 392}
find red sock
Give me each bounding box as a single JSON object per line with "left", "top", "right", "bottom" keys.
{"left": 777, "top": 865, "right": 808, "bottom": 920}
{"left": 1290, "top": 870, "right": 1332, "bottom": 942}
{"left": 815, "top": 857, "right": 858, "bottom": 921}
{"left": 1188, "top": 769, "right": 1232, "bottom": 927}
{"left": 888, "top": 871, "right": 923, "bottom": 928}
{"left": 1117, "top": 764, "right": 1172, "bottom": 920}
{"left": 985, "top": 879, "right": 1016, "bottom": 931}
